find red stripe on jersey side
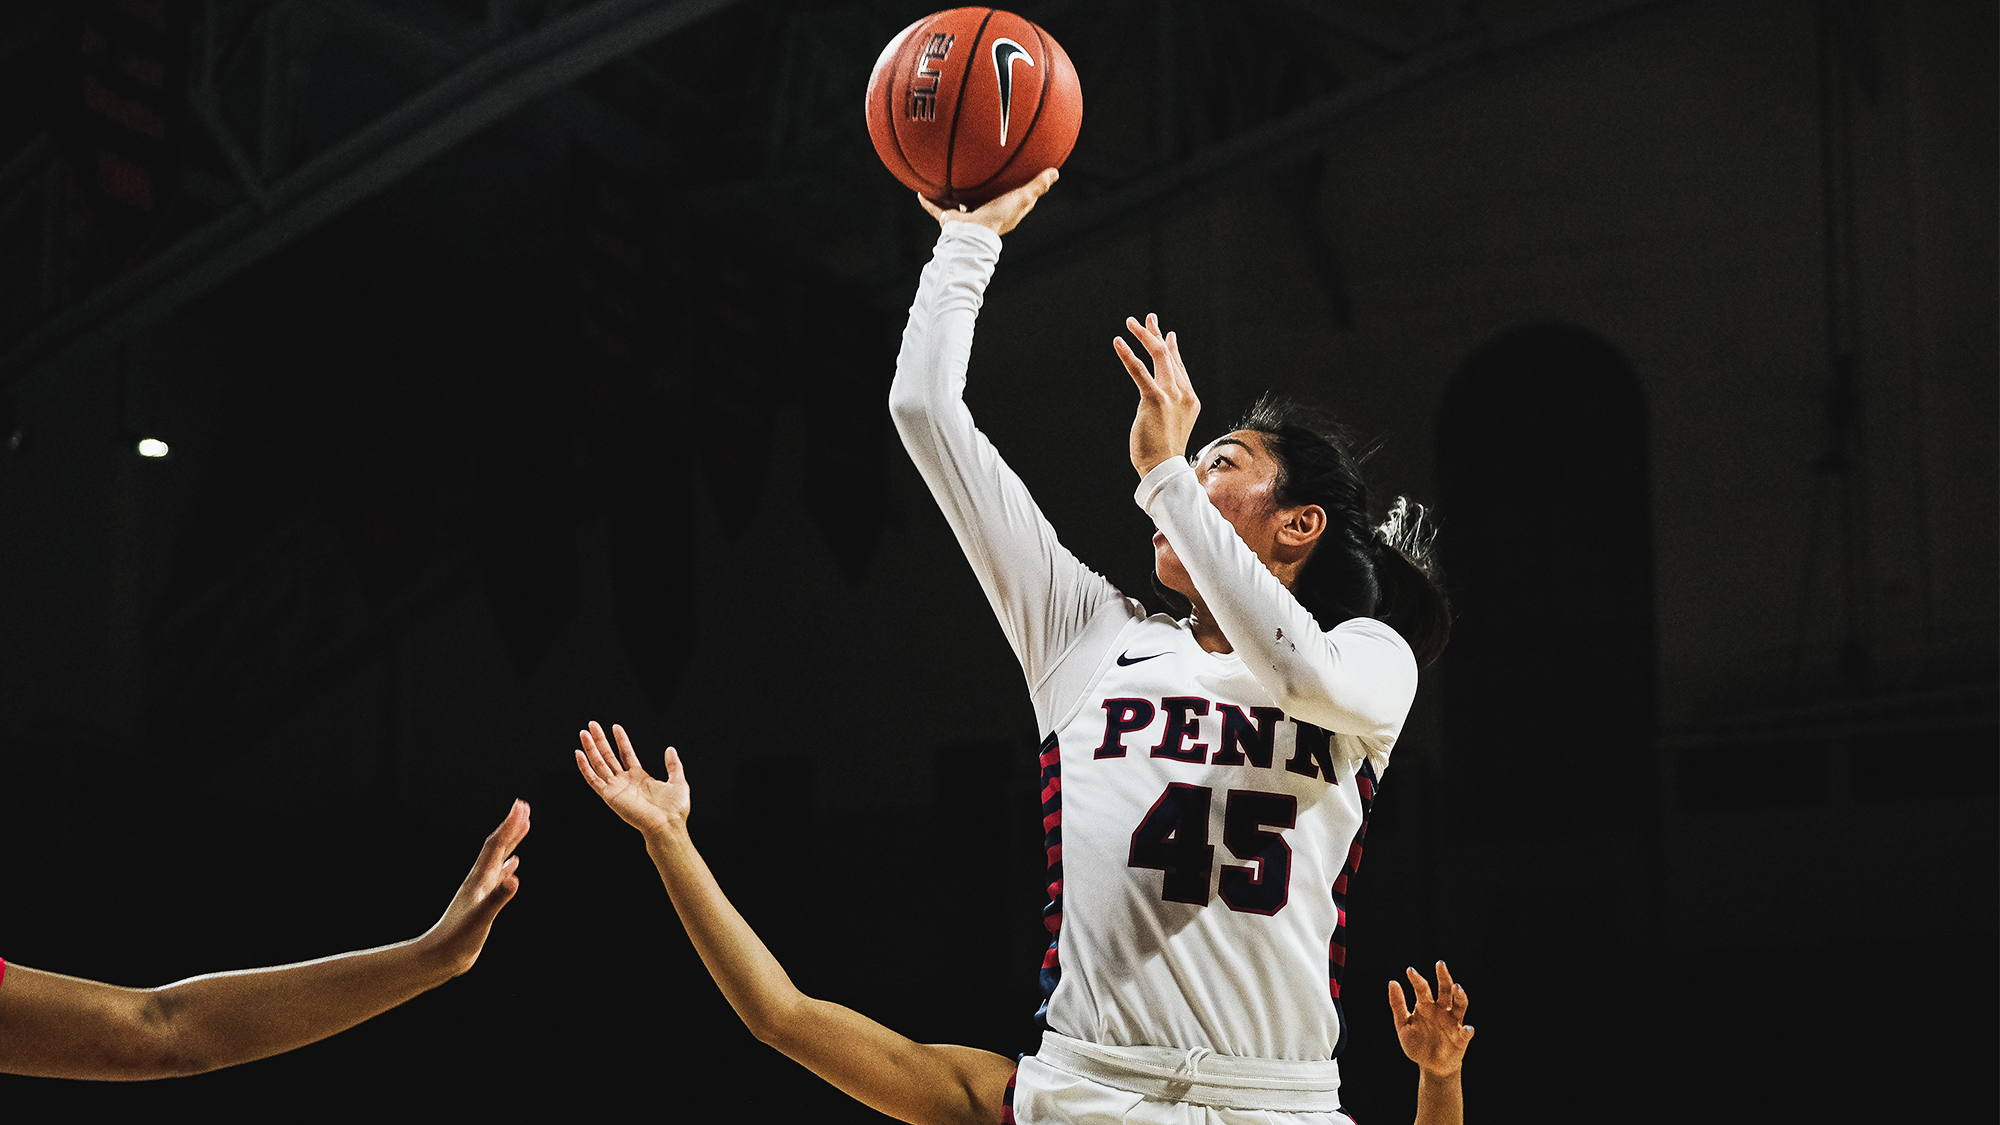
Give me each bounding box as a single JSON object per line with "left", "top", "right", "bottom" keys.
{"left": 1036, "top": 731, "right": 1066, "bottom": 1025}
{"left": 1000, "top": 1064, "right": 1020, "bottom": 1123}
{"left": 1326, "top": 760, "right": 1378, "bottom": 1058}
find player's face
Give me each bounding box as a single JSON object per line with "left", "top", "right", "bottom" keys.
{"left": 1153, "top": 430, "right": 1290, "bottom": 599}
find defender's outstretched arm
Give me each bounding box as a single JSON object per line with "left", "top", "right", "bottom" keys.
{"left": 575, "top": 722, "right": 1014, "bottom": 1125}
{"left": 0, "top": 802, "right": 528, "bottom": 1080}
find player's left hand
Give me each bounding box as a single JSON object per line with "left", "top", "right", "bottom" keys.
{"left": 1389, "top": 961, "right": 1474, "bottom": 1078}
{"left": 1115, "top": 313, "right": 1201, "bottom": 479}
{"left": 414, "top": 799, "right": 529, "bottom": 977}
{"left": 574, "top": 721, "right": 691, "bottom": 838}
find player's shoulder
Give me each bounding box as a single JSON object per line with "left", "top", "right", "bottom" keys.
{"left": 1326, "top": 615, "right": 1414, "bottom": 655}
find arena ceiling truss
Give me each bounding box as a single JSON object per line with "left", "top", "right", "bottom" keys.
{"left": 0, "top": 0, "right": 1695, "bottom": 401}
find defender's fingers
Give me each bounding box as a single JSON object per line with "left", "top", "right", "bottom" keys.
{"left": 1435, "top": 960, "right": 1455, "bottom": 992}
{"left": 1407, "top": 966, "right": 1437, "bottom": 1007}
{"left": 478, "top": 799, "right": 530, "bottom": 861}
{"left": 1453, "top": 984, "right": 1470, "bottom": 1018}
{"left": 663, "top": 746, "right": 685, "bottom": 783}
{"left": 575, "top": 748, "right": 609, "bottom": 787}
{"left": 490, "top": 799, "right": 531, "bottom": 851}
{"left": 578, "top": 735, "right": 619, "bottom": 781}
{"left": 471, "top": 856, "right": 523, "bottom": 920}
{"left": 1388, "top": 980, "right": 1412, "bottom": 1023}
{"left": 468, "top": 804, "right": 528, "bottom": 895}
{"left": 591, "top": 724, "right": 627, "bottom": 775}
{"left": 612, "top": 723, "right": 641, "bottom": 772}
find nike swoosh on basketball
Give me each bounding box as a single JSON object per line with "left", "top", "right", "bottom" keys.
{"left": 1116, "top": 651, "right": 1167, "bottom": 666}
{"left": 990, "top": 37, "right": 1034, "bottom": 146}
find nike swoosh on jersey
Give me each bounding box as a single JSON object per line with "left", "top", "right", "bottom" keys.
{"left": 1116, "top": 651, "right": 1167, "bottom": 666}
{"left": 990, "top": 37, "right": 1035, "bottom": 146}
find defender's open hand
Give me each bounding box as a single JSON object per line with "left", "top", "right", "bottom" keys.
{"left": 1115, "top": 313, "right": 1201, "bottom": 478}
{"left": 919, "top": 168, "right": 1059, "bottom": 236}
{"left": 414, "top": 799, "right": 529, "bottom": 977}
{"left": 1389, "top": 961, "right": 1474, "bottom": 1079}
{"left": 575, "top": 721, "right": 689, "bottom": 838}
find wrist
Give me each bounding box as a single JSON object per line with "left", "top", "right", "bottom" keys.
{"left": 643, "top": 819, "right": 694, "bottom": 854}
{"left": 408, "top": 929, "right": 475, "bottom": 982}
{"left": 1419, "top": 1062, "right": 1464, "bottom": 1083}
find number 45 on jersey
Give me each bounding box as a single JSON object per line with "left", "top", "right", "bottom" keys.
{"left": 1130, "top": 785, "right": 1296, "bottom": 915}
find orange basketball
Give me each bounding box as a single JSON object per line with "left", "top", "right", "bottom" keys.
{"left": 864, "top": 8, "right": 1082, "bottom": 208}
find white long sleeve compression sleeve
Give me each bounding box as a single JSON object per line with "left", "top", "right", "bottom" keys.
{"left": 1135, "top": 449, "right": 1417, "bottom": 757}
{"left": 888, "top": 222, "right": 1139, "bottom": 734}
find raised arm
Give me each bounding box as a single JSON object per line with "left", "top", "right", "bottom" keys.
{"left": 0, "top": 801, "right": 528, "bottom": 1080}
{"left": 1117, "top": 316, "right": 1417, "bottom": 744}
{"left": 574, "top": 722, "right": 1013, "bottom": 1125}
{"left": 1139, "top": 455, "right": 1417, "bottom": 738}
{"left": 1390, "top": 961, "right": 1474, "bottom": 1125}
{"left": 890, "top": 174, "right": 1135, "bottom": 728}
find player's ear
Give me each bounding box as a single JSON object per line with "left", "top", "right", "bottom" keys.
{"left": 1277, "top": 503, "right": 1326, "bottom": 549}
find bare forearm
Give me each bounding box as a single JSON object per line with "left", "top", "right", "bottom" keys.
{"left": 1414, "top": 1070, "right": 1464, "bottom": 1125}
{"left": 643, "top": 823, "right": 807, "bottom": 1039}
{"left": 158, "top": 940, "right": 455, "bottom": 1074}
{"left": 0, "top": 944, "right": 455, "bottom": 1081}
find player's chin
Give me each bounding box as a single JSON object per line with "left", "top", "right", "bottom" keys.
{"left": 1153, "top": 543, "right": 1192, "bottom": 596}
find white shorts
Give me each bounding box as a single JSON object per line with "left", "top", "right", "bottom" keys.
{"left": 1010, "top": 1032, "right": 1359, "bottom": 1125}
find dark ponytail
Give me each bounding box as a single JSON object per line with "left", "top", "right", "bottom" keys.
{"left": 1232, "top": 395, "right": 1452, "bottom": 667}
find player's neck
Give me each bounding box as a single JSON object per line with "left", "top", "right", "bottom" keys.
{"left": 1186, "top": 597, "right": 1234, "bottom": 655}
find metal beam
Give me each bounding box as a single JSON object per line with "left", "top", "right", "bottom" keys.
{"left": 2, "top": 0, "right": 748, "bottom": 396}
{"left": 1000, "top": 0, "right": 1692, "bottom": 279}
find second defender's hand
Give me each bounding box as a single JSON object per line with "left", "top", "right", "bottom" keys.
{"left": 1389, "top": 960, "right": 1475, "bottom": 1079}
{"left": 574, "top": 721, "right": 688, "bottom": 837}
{"left": 918, "top": 168, "right": 1059, "bottom": 236}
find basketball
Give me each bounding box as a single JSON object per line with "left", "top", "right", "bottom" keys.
{"left": 865, "top": 8, "right": 1082, "bottom": 208}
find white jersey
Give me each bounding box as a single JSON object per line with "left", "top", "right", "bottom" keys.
{"left": 890, "top": 222, "right": 1417, "bottom": 1065}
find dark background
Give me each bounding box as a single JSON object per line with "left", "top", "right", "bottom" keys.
{"left": 0, "top": 0, "right": 1992, "bottom": 1121}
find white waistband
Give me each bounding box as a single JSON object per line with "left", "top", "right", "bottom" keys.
{"left": 1031, "top": 1031, "right": 1344, "bottom": 1113}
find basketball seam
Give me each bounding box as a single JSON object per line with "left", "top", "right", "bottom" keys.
{"left": 942, "top": 7, "right": 999, "bottom": 202}
{"left": 883, "top": 24, "right": 940, "bottom": 196}
{"left": 967, "top": 21, "right": 1057, "bottom": 197}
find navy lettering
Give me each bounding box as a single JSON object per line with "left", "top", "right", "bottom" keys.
{"left": 1219, "top": 790, "right": 1297, "bottom": 915}
{"left": 1149, "top": 696, "right": 1210, "bottom": 763}
{"left": 1127, "top": 783, "right": 1213, "bottom": 904}
{"left": 1283, "top": 719, "right": 1341, "bottom": 782}
{"left": 1209, "top": 704, "right": 1283, "bottom": 768}
{"left": 1094, "top": 697, "right": 1155, "bottom": 758}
